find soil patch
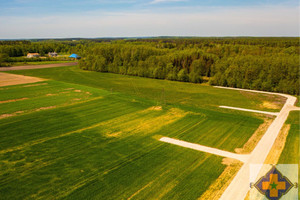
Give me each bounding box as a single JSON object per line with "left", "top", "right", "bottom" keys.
{"left": 35, "top": 106, "right": 56, "bottom": 111}
{"left": 149, "top": 106, "right": 162, "bottom": 111}
{"left": 239, "top": 91, "right": 286, "bottom": 110}
{"left": 0, "top": 72, "right": 45, "bottom": 87}
{"left": 0, "top": 111, "right": 24, "bottom": 119}
{"left": 260, "top": 101, "right": 281, "bottom": 110}
{"left": 0, "top": 98, "right": 28, "bottom": 104}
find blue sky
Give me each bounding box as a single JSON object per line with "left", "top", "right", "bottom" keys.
{"left": 0, "top": 0, "right": 299, "bottom": 38}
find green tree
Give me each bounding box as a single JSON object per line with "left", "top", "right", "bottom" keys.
{"left": 177, "top": 69, "right": 189, "bottom": 82}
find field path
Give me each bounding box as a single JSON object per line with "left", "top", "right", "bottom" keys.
{"left": 0, "top": 62, "right": 77, "bottom": 71}
{"left": 219, "top": 106, "right": 279, "bottom": 116}
{"left": 215, "top": 86, "right": 298, "bottom": 200}
{"left": 160, "top": 137, "right": 249, "bottom": 162}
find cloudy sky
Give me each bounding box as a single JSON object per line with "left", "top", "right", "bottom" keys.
{"left": 0, "top": 0, "right": 299, "bottom": 39}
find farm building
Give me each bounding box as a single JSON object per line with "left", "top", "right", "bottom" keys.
{"left": 48, "top": 52, "right": 58, "bottom": 57}
{"left": 27, "top": 53, "right": 40, "bottom": 58}
{"left": 69, "top": 54, "right": 81, "bottom": 60}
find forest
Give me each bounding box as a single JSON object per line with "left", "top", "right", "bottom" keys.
{"left": 0, "top": 38, "right": 299, "bottom": 95}
{"left": 78, "top": 38, "right": 299, "bottom": 95}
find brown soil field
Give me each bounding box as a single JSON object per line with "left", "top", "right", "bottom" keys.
{"left": 0, "top": 72, "right": 45, "bottom": 87}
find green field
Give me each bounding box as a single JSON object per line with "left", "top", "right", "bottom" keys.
{"left": 0, "top": 66, "right": 280, "bottom": 199}
{"left": 278, "top": 111, "right": 300, "bottom": 197}
{"left": 278, "top": 111, "right": 299, "bottom": 164}
{"left": 9, "top": 66, "right": 285, "bottom": 112}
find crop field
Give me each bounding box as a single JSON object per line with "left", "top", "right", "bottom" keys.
{"left": 0, "top": 66, "right": 284, "bottom": 199}
{"left": 9, "top": 66, "right": 285, "bottom": 112}
{"left": 278, "top": 111, "right": 299, "bottom": 197}
{"left": 278, "top": 111, "right": 299, "bottom": 165}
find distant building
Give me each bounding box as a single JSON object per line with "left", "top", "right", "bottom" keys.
{"left": 48, "top": 52, "right": 58, "bottom": 57}
{"left": 27, "top": 53, "right": 40, "bottom": 58}
{"left": 69, "top": 54, "right": 81, "bottom": 60}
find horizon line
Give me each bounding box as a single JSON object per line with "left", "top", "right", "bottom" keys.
{"left": 1, "top": 35, "right": 299, "bottom": 41}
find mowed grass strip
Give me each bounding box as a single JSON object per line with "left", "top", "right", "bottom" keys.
{"left": 7, "top": 66, "right": 285, "bottom": 111}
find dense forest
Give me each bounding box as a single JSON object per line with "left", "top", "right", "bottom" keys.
{"left": 79, "top": 38, "right": 300, "bottom": 95}
{"left": 0, "top": 38, "right": 299, "bottom": 95}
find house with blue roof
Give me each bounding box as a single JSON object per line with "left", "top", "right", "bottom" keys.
{"left": 69, "top": 54, "right": 81, "bottom": 60}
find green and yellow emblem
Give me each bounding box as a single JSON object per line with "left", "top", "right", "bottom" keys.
{"left": 254, "top": 166, "right": 294, "bottom": 200}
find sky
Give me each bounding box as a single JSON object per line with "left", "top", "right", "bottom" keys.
{"left": 0, "top": 0, "right": 299, "bottom": 39}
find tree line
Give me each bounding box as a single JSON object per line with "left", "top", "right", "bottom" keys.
{"left": 0, "top": 41, "right": 81, "bottom": 57}
{"left": 0, "top": 40, "right": 86, "bottom": 66}
{"left": 79, "top": 38, "right": 299, "bottom": 95}
{"left": 0, "top": 38, "right": 298, "bottom": 95}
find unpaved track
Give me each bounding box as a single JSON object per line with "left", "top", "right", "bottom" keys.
{"left": 160, "top": 137, "right": 249, "bottom": 162}
{"left": 0, "top": 72, "right": 45, "bottom": 86}
{"left": 216, "top": 86, "right": 298, "bottom": 200}
{"left": 219, "top": 106, "right": 279, "bottom": 116}
{"left": 0, "top": 62, "right": 77, "bottom": 71}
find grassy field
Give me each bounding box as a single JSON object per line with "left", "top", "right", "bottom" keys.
{"left": 0, "top": 66, "right": 280, "bottom": 199}
{"left": 278, "top": 111, "right": 299, "bottom": 197}
{"left": 0, "top": 81, "right": 107, "bottom": 117}
{"left": 278, "top": 111, "right": 299, "bottom": 164}
{"left": 8, "top": 65, "right": 285, "bottom": 112}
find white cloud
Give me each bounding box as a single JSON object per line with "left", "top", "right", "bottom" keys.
{"left": 149, "top": 0, "right": 187, "bottom": 4}
{"left": 0, "top": 5, "right": 298, "bottom": 39}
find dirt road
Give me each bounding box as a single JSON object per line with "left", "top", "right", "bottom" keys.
{"left": 216, "top": 86, "right": 298, "bottom": 200}
{"left": 219, "top": 105, "right": 279, "bottom": 116}
{"left": 160, "top": 137, "right": 249, "bottom": 162}
{"left": 0, "top": 62, "right": 77, "bottom": 71}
